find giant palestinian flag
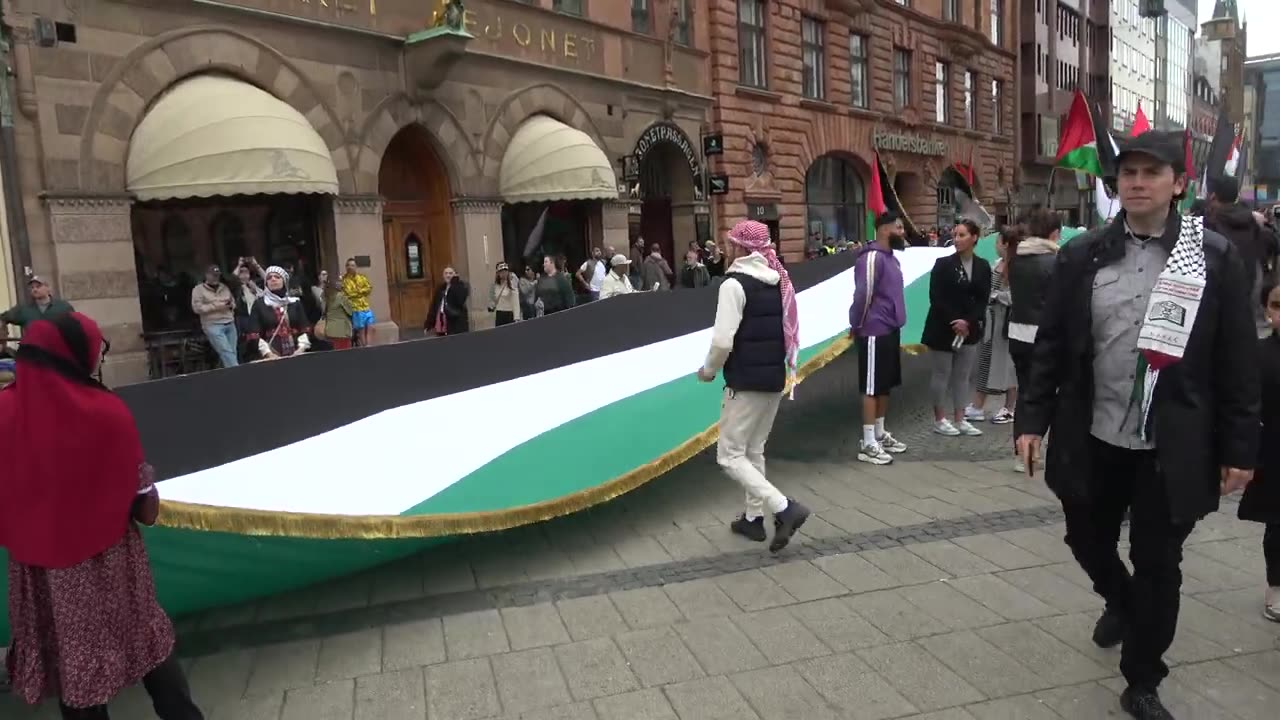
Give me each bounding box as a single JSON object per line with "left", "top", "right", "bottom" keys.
{"left": 0, "top": 232, "right": 1081, "bottom": 643}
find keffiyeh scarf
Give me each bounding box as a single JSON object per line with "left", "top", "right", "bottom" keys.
{"left": 261, "top": 265, "right": 298, "bottom": 309}
{"left": 1133, "top": 215, "right": 1206, "bottom": 440}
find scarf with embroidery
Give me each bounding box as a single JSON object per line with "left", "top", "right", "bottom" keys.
{"left": 1132, "top": 215, "right": 1207, "bottom": 440}
{"left": 261, "top": 266, "right": 298, "bottom": 309}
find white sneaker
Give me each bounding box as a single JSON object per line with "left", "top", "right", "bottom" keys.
{"left": 955, "top": 420, "right": 984, "bottom": 436}
{"left": 877, "top": 432, "right": 908, "bottom": 454}
{"left": 858, "top": 441, "right": 894, "bottom": 465}
{"left": 1013, "top": 458, "right": 1026, "bottom": 474}
{"left": 990, "top": 408, "right": 1015, "bottom": 425}
{"left": 933, "top": 419, "right": 962, "bottom": 436}
{"left": 1265, "top": 587, "right": 1280, "bottom": 623}
{"left": 964, "top": 404, "right": 986, "bottom": 422}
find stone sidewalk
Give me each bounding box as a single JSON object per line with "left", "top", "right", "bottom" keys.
{"left": 5, "top": 459, "right": 1278, "bottom": 719}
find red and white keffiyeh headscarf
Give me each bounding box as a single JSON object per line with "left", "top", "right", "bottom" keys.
{"left": 727, "top": 220, "right": 800, "bottom": 375}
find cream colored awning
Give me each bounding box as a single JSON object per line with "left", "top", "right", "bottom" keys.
{"left": 499, "top": 115, "right": 618, "bottom": 203}
{"left": 126, "top": 74, "right": 340, "bottom": 201}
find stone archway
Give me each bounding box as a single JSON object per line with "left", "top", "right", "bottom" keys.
{"left": 78, "top": 26, "right": 352, "bottom": 195}
{"left": 804, "top": 153, "right": 870, "bottom": 249}
{"left": 353, "top": 93, "right": 479, "bottom": 197}
{"left": 481, "top": 83, "right": 612, "bottom": 186}
{"left": 633, "top": 122, "right": 703, "bottom": 268}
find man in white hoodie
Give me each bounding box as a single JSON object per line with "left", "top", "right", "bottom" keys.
{"left": 697, "top": 220, "right": 810, "bottom": 552}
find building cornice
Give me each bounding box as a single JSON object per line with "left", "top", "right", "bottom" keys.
{"left": 333, "top": 195, "right": 383, "bottom": 215}
{"left": 451, "top": 197, "right": 505, "bottom": 212}
{"left": 41, "top": 193, "right": 134, "bottom": 212}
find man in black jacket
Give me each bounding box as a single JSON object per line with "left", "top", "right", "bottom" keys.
{"left": 1015, "top": 131, "right": 1259, "bottom": 720}
{"left": 1206, "top": 175, "right": 1276, "bottom": 336}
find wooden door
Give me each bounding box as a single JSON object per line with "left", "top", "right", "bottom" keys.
{"left": 384, "top": 214, "right": 433, "bottom": 332}
{"left": 640, "top": 198, "right": 674, "bottom": 267}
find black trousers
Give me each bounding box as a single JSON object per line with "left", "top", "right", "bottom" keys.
{"left": 1062, "top": 439, "right": 1195, "bottom": 692}
{"left": 1009, "top": 339, "right": 1033, "bottom": 397}
{"left": 1266, "top": 524, "right": 1280, "bottom": 587}
{"left": 59, "top": 654, "right": 203, "bottom": 720}
{"left": 495, "top": 310, "right": 516, "bottom": 327}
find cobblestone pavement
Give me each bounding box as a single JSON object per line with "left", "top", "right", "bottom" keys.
{"left": 5, "top": 457, "right": 1278, "bottom": 719}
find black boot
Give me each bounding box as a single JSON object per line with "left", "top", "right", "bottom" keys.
{"left": 730, "top": 515, "right": 767, "bottom": 542}
{"left": 1092, "top": 607, "right": 1127, "bottom": 649}
{"left": 1120, "top": 687, "right": 1175, "bottom": 720}
{"left": 142, "top": 653, "right": 205, "bottom": 720}
{"left": 770, "top": 499, "right": 810, "bottom": 553}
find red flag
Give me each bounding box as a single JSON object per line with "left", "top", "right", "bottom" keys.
{"left": 1132, "top": 103, "right": 1151, "bottom": 136}
{"left": 868, "top": 153, "right": 887, "bottom": 216}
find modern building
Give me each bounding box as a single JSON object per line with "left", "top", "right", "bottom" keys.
{"left": 1018, "top": 0, "right": 1111, "bottom": 223}
{"left": 1152, "top": 0, "right": 1195, "bottom": 132}
{"left": 1245, "top": 54, "right": 1280, "bottom": 205}
{"left": 706, "top": 0, "right": 1017, "bottom": 252}
{"left": 1110, "top": 0, "right": 1157, "bottom": 133}
{"left": 1, "top": 0, "right": 715, "bottom": 385}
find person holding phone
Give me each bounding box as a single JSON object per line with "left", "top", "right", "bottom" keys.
{"left": 1014, "top": 131, "right": 1259, "bottom": 720}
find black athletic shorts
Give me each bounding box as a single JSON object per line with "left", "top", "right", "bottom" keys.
{"left": 856, "top": 329, "right": 902, "bottom": 397}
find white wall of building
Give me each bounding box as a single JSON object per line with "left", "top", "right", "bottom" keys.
{"left": 1111, "top": 0, "right": 1159, "bottom": 131}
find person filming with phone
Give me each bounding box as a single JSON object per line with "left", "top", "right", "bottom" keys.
{"left": 1014, "top": 131, "right": 1259, "bottom": 720}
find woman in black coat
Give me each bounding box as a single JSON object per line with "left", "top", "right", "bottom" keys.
{"left": 427, "top": 267, "right": 470, "bottom": 336}
{"left": 922, "top": 219, "right": 992, "bottom": 437}
{"left": 1239, "top": 279, "right": 1280, "bottom": 622}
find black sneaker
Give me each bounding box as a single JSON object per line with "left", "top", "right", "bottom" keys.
{"left": 1120, "top": 687, "right": 1175, "bottom": 720}
{"left": 730, "top": 515, "right": 767, "bottom": 542}
{"left": 769, "top": 499, "right": 810, "bottom": 553}
{"left": 1092, "top": 607, "right": 1127, "bottom": 649}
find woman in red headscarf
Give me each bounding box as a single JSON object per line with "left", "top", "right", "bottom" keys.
{"left": 0, "top": 313, "right": 203, "bottom": 718}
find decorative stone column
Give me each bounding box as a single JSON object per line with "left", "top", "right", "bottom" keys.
{"left": 43, "top": 194, "right": 147, "bottom": 387}
{"left": 332, "top": 195, "right": 398, "bottom": 344}
{"left": 451, "top": 198, "right": 503, "bottom": 331}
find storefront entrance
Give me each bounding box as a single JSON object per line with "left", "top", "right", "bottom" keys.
{"left": 634, "top": 123, "right": 702, "bottom": 268}
{"left": 379, "top": 125, "right": 454, "bottom": 333}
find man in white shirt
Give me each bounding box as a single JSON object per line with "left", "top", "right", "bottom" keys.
{"left": 600, "top": 255, "right": 635, "bottom": 299}
{"left": 576, "top": 247, "right": 607, "bottom": 302}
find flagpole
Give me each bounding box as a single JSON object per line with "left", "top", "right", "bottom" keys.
{"left": 1047, "top": 167, "right": 1057, "bottom": 211}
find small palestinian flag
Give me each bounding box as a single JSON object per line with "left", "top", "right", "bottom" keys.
{"left": 1055, "top": 90, "right": 1108, "bottom": 178}
{"left": 865, "top": 152, "right": 888, "bottom": 243}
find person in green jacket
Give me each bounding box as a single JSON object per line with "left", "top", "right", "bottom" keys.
{"left": 1, "top": 275, "right": 75, "bottom": 346}
{"left": 321, "top": 281, "right": 355, "bottom": 350}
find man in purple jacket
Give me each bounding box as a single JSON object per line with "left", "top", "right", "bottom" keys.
{"left": 849, "top": 212, "right": 909, "bottom": 465}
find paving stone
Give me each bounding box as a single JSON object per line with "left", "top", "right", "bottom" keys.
{"left": 1032, "top": 682, "right": 1120, "bottom": 718}
{"left": 501, "top": 604, "right": 572, "bottom": 650}
{"left": 524, "top": 549, "right": 580, "bottom": 582}
{"left": 1170, "top": 659, "right": 1280, "bottom": 720}
{"left": 899, "top": 581, "right": 1006, "bottom": 631}
{"left": 1180, "top": 551, "right": 1259, "bottom": 591}
{"left": 947, "top": 575, "right": 1059, "bottom": 621}
{"left": 556, "top": 596, "right": 629, "bottom": 641}
{"left": 662, "top": 578, "right": 741, "bottom": 619}
{"left": 900, "top": 497, "right": 972, "bottom": 521}
{"left": 593, "top": 688, "right": 678, "bottom": 720}
{"left": 858, "top": 641, "right": 986, "bottom": 711}
{"left": 1030, "top": 612, "right": 1127, "bottom": 668}
{"left": 929, "top": 488, "right": 1016, "bottom": 515}
{"left": 198, "top": 602, "right": 258, "bottom": 631}
{"left": 672, "top": 617, "right": 771, "bottom": 675}
{"left": 492, "top": 647, "right": 573, "bottom": 714}
{"left": 902, "top": 709, "right": 979, "bottom": 720}
{"left": 845, "top": 588, "right": 953, "bottom": 640}
{"left": 426, "top": 658, "right": 501, "bottom": 720}
{"left": 821, "top": 506, "right": 892, "bottom": 534}
{"left": 370, "top": 556, "right": 426, "bottom": 605}
{"left": 662, "top": 676, "right": 761, "bottom": 720}
{"left": 760, "top": 560, "right": 848, "bottom": 601}
{"left": 612, "top": 535, "right": 675, "bottom": 568}
{"left": 514, "top": 701, "right": 599, "bottom": 720}
{"left": 566, "top": 543, "right": 628, "bottom": 575}
{"left": 610, "top": 587, "right": 684, "bottom": 629}
{"left": 355, "top": 669, "right": 426, "bottom": 720}
{"left": 697, "top": 523, "right": 763, "bottom": 554}
{"left": 950, "top": 535, "right": 1046, "bottom": 570}
{"left": 793, "top": 651, "right": 919, "bottom": 719}
{"left": 715, "top": 570, "right": 796, "bottom": 611}
{"left": 994, "top": 567, "right": 1103, "bottom": 614}
{"left": 654, "top": 527, "right": 720, "bottom": 561}
{"left": 803, "top": 475, "right": 879, "bottom": 507}
{"left": 208, "top": 692, "right": 286, "bottom": 720}
{"left": 1177, "top": 596, "right": 1277, "bottom": 653}
{"left": 733, "top": 606, "right": 831, "bottom": 663}
{"left": 784, "top": 597, "right": 889, "bottom": 652}
{"left": 1099, "top": 675, "right": 1246, "bottom": 719}
{"left": 423, "top": 554, "right": 479, "bottom": 596}
{"left": 963, "top": 694, "right": 1063, "bottom": 720}
{"left": 383, "top": 618, "right": 447, "bottom": 671}
{"left": 310, "top": 574, "right": 374, "bottom": 614}
{"left": 316, "top": 628, "right": 383, "bottom": 682}
{"left": 917, "top": 630, "right": 1053, "bottom": 698}
{"left": 255, "top": 587, "right": 318, "bottom": 623}
{"left": 786, "top": 514, "right": 847, "bottom": 539}
{"left": 907, "top": 541, "right": 1003, "bottom": 577}
{"left": 444, "top": 609, "right": 511, "bottom": 660}
{"left": 614, "top": 627, "right": 706, "bottom": 687}
{"left": 976, "top": 623, "right": 1112, "bottom": 685}
{"left": 811, "top": 552, "right": 898, "bottom": 594}
{"left": 245, "top": 639, "right": 319, "bottom": 696}
{"left": 281, "top": 680, "right": 354, "bottom": 720}
{"left": 471, "top": 553, "right": 530, "bottom": 589}
{"left": 729, "top": 664, "right": 841, "bottom": 720}
{"left": 1223, "top": 651, "right": 1280, "bottom": 692}
{"left": 553, "top": 638, "right": 640, "bottom": 701}
{"left": 1165, "top": 624, "right": 1238, "bottom": 666}
{"left": 973, "top": 486, "right": 1048, "bottom": 510}
{"left": 858, "top": 547, "right": 949, "bottom": 585}
{"left": 856, "top": 501, "right": 936, "bottom": 527}
{"left": 186, "top": 650, "right": 252, "bottom": 705}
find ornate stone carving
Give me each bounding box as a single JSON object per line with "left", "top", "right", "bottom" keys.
{"left": 42, "top": 193, "right": 134, "bottom": 214}
{"left": 334, "top": 195, "right": 383, "bottom": 215}
{"left": 451, "top": 197, "right": 504, "bottom": 213}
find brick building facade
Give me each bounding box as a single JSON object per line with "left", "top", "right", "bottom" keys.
{"left": 705, "top": 0, "right": 1017, "bottom": 256}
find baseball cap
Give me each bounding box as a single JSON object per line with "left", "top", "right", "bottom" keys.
{"left": 610, "top": 253, "right": 631, "bottom": 266}
{"left": 1115, "top": 131, "right": 1185, "bottom": 175}
{"left": 27, "top": 275, "right": 46, "bottom": 286}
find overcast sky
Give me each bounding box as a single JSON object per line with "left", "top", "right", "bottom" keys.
{"left": 1199, "top": 0, "right": 1279, "bottom": 57}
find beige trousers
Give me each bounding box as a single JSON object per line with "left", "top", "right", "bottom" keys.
{"left": 716, "top": 388, "right": 787, "bottom": 520}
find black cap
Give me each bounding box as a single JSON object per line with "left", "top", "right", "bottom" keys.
{"left": 1115, "top": 131, "right": 1185, "bottom": 175}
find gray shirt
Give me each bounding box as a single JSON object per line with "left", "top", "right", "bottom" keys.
{"left": 1090, "top": 232, "right": 1168, "bottom": 450}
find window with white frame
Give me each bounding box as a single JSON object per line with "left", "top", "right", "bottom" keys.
{"left": 935, "top": 61, "right": 951, "bottom": 123}
{"left": 801, "top": 16, "right": 826, "bottom": 99}
{"left": 738, "top": 0, "right": 767, "bottom": 88}
{"left": 849, "top": 34, "right": 869, "bottom": 109}
{"left": 964, "top": 71, "right": 976, "bottom": 129}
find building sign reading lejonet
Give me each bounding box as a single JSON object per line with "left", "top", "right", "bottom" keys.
{"left": 453, "top": 9, "right": 598, "bottom": 65}
{"left": 873, "top": 131, "right": 948, "bottom": 157}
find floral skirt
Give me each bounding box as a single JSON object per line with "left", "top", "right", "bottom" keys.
{"left": 5, "top": 525, "right": 175, "bottom": 708}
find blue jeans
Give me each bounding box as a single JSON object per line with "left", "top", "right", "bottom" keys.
{"left": 204, "top": 322, "right": 239, "bottom": 368}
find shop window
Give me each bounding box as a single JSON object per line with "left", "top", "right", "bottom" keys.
{"left": 801, "top": 17, "right": 825, "bottom": 100}
{"left": 849, "top": 34, "right": 869, "bottom": 109}
{"left": 738, "top": 0, "right": 767, "bottom": 88}
{"left": 805, "top": 155, "right": 866, "bottom": 246}
{"left": 210, "top": 212, "right": 247, "bottom": 274}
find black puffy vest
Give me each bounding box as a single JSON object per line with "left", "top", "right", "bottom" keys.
{"left": 722, "top": 272, "right": 787, "bottom": 393}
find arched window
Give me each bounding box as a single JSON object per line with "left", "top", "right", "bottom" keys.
{"left": 804, "top": 155, "right": 866, "bottom": 247}
{"left": 210, "top": 212, "right": 247, "bottom": 273}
